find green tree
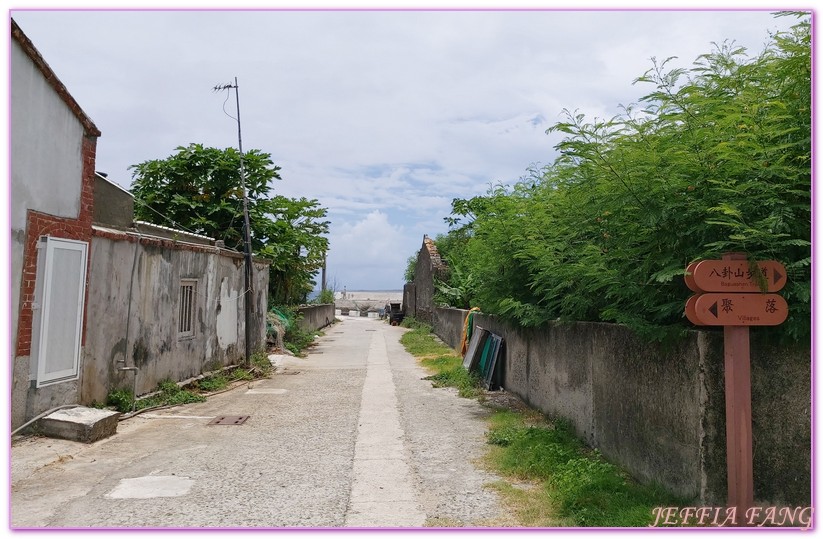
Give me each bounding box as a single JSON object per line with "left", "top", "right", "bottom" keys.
{"left": 130, "top": 143, "right": 330, "bottom": 305}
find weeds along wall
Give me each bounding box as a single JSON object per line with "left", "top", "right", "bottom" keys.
{"left": 433, "top": 307, "right": 810, "bottom": 506}
{"left": 82, "top": 229, "right": 269, "bottom": 404}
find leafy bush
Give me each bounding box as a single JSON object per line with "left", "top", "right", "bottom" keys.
{"left": 106, "top": 388, "right": 134, "bottom": 413}
{"left": 314, "top": 288, "right": 335, "bottom": 304}
{"left": 433, "top": 15, "right": 810, "bottom": 343}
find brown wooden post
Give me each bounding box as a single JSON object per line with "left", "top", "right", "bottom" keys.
{"left": 722, "top": 252, "right": 754, "bottom": 524}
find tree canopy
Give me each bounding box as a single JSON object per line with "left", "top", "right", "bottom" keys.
{"left": 130, "top": 143, "right": 329, "bottom": 305}
{"left": 431, "top": 14, "right": 810, "bottom": 343}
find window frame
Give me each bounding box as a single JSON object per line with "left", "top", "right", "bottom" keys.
{"left": 178, "top": 279, "right": 197, "bottom": 339}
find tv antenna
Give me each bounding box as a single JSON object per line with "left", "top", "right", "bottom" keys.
{"left": 214, "top": 77, "right": 254, "bottom": 367}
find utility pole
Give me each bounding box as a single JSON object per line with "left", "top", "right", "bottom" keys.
{"left": 321, "top": 252, "right": 327, "bottom": 293}
{"left": 215, "top": 77, "right": 254, "bottom": 367}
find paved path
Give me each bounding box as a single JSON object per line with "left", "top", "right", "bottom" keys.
{"left": 11, "top": 317, "right": 511, "bottom": 528}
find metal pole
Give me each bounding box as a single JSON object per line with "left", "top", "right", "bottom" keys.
{"left": 321, "top": 252, "right": 327, "bottom": 293}
{"left": 234, "top": 77, "right": 254, "bottom": 367}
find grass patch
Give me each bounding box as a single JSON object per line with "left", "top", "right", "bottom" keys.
{"left": 485, "top": 480, "right": 573, "bottom": 527}
{"left": 485, "top": 409, "right": 688, "bottom": 527}
{"left": 399, "top": 324, "right": 453, "bottom": 357}
{"left": 422, "top": 354, "right": 484, "bottom": 398}
{"left": 134, "top": 379, "right": 206, "bottom": 411}
{"left": 194, "top": 373, "right": 229, "bottom": 392}
{"left": 399, "top": 321, "right": 484, "bottom": 398}
{"left": 104, "top": 354, "right": 274, "bottom": 414}
{"left": 106, "top": 380, "right": 206, "bottom": 413}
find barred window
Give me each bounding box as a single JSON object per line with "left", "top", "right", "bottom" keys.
{"left": 178, "top": 280, "right": 196, "bottom": 338}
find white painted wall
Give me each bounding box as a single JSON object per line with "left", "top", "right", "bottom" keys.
{"left": 10, "top": 39, "right": 86, "bottom": 354}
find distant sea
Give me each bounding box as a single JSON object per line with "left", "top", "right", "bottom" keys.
{"left": 307, "top": 289, "right": 402, "bottom": 301}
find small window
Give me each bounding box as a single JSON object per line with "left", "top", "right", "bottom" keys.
{"left": 178, "top": 280, "right": 197, "bottom": 338}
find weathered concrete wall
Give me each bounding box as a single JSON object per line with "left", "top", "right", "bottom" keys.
{"left": 82, "top": 231, "right": 269, "bottom": 403}
{"left": 411, "top": 236, "right": 447, "bottom": 324}
{"left": 296, "top": 304, "right": 335, "bottom": 332}
{"left": 433, "top": 307, "right": 810, "bottom": 505}
{"left": 402, "top": 283, "right": 416, "bottom": 317}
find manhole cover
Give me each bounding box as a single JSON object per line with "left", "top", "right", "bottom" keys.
{"left": 208, "top": 415, "right": 249, "bottom": 426}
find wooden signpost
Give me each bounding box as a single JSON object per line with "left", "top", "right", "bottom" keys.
{"left": 684, "top": 253, "right": 788, "bottom": 525}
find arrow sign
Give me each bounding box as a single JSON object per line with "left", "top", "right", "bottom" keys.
{"left": 684, "top": 262, "right": 702, "bottom": 292}
{"left": 692, "top": 260, "right": 786, "bottom": 293}
{"left": 685, "top": 295, "right": 706, "bottom": 326}
{"left": 694, "top": 293, "right": 788, "bottom": 326}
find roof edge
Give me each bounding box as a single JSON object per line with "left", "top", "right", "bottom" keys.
{"left": 11, "top": 18, "right": 101, "bottom": 138}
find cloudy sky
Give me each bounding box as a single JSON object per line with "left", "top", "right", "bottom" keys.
{"left": 7, "top": 4, "right": 801, "bottom": 292}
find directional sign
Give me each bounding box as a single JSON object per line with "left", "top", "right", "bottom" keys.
{"left": 684, "top": 295, "right": 705, "bottom": 326}
{"left": 693, "top": 260, "right": 786, "bottom": 293}
{"left": 694, "top": 293, "right": 788, "bottom": 326}
{"left": 684, "top": 262, "right": 702, "bottom": 292}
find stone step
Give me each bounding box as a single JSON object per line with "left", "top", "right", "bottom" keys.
{"left": 39, "top": 407, "right": 121, "bottom": 443}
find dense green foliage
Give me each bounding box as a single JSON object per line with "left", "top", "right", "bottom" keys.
{"left": 436, "top": 15, "right": 810, "bottom": 342}
{"left": 130, "top": 143, "right": 330, "bottom": 305}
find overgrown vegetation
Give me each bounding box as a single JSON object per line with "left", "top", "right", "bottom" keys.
{"left": 313, "top": 288, "right": 335, "bottom": 304}
{"left": 399, "top": 321, "right": 687, "bottom": 527}
{"left": 271, "top": 305, "right": 321, "bottom": 355}
{"left": 106, "top": 351, "right": 273, "bottom": 413}
{"left": 430, "top": 14, "right": 810, "bottom": 343}
{"left": 486, "top": 411, "right": 687, "bottom": 527}
{"left": 399, "top": 317, "right": 484, "bottom": 398}
{"left": 106, "top": 379, "right": 205, "bottom": 413}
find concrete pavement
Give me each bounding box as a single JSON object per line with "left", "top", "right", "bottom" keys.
{"left": 10, "top": 316, "right": 511, "bottom": 528}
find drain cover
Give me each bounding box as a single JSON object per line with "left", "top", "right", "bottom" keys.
{"left": 208, "top": 415, "right": 249, "bottom": 426}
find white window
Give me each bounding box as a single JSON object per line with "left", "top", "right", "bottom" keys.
{"left": 178, "top": 280, "right": 197, "bottom": 338}
{"left": 30, "top": 236, "right": 88, "bottom": 388}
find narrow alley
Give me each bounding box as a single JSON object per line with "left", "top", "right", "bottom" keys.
{"left": 11, "top": 316, "right": 512, "bottom": 528}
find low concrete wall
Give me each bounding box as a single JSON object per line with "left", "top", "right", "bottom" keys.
{"left": 433, "top": 307, "right": 810, "bottom": 506}
{"left": 297, "top": 304, "right": 335, "bottom": 332}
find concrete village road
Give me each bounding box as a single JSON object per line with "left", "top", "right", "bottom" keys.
{"left": 11, "top": 316, "right": 514, "bottom": 528}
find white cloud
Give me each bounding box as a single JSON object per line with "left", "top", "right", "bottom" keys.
{"left": 326, "top": 210, "right": 419, "bottom": 290}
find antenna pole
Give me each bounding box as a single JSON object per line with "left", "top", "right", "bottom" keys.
{"left": 231, "top": 78, "right": 254, "bottom": 367}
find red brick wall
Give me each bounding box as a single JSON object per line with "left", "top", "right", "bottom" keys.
{"left": 15, "top": 135, "right": 97, "bottom": 357}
